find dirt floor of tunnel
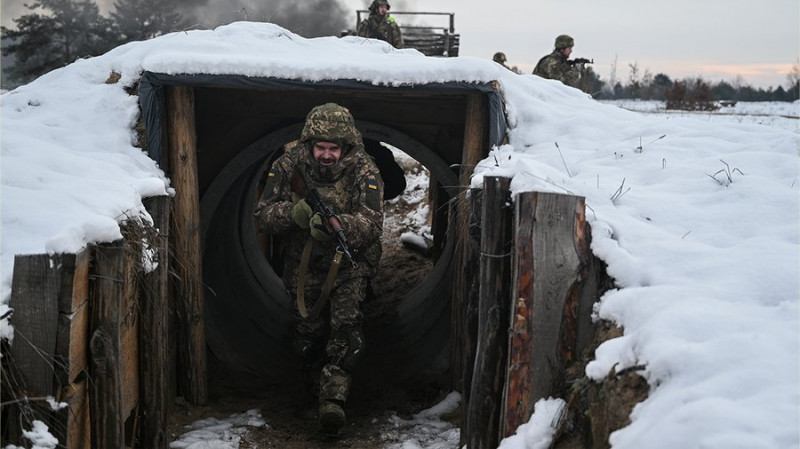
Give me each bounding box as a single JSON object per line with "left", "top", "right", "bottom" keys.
{"left": 166, "top": 353, "right": 454, "bottom": 448}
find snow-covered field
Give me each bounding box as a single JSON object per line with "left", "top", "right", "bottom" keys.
{"left": 601, "top": 100, "right": 799, "bottom": 134}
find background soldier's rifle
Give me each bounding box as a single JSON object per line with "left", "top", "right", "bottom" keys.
{"left": 568, "top": 57, "right": 594, "bottom": 66}
{"left": 568, "top": 58, "right": 594, "bottom": 94}
{"left": 290, "top": 170, "right": 358, "bottom": 268}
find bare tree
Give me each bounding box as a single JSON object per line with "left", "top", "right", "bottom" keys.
{"left": 605, "top": 53, "right": 618, "bottom": 96}
{"left": 787, "top": 59, "right": 799, "bottom": 91}
{"left": 628, "top": 61, "right": 641, "bottom": 98}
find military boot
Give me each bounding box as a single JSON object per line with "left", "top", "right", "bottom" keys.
{"left": 318, "top": 400, "right": 346, "bottom": 434}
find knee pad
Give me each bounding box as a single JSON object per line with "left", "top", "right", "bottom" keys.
{"left": 326, "top": 326, "right": 365, "bottom": 371}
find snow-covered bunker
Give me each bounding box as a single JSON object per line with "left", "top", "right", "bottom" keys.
{"left": 139, "top": 72, "right": 507, "bottom": 380}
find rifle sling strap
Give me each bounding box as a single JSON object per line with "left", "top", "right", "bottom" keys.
{"left": 297, "top": 237, "right": 344, "bottom": 319}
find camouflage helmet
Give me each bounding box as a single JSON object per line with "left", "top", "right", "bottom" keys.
{"left": 300, "top": 103, "right": 361, "bottom": 152}
{"left": 369, "top": 0, "right": 390, "bottom": 12}
{"left": 554, "top": 34, "right": 574, "bottom": 49}
{"left": 493, "top": 52, "right": 507, "bottom": 63}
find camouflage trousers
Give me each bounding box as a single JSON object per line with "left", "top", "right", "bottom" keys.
{"left": 289, "top": 274, "right": 367, "bottom": 404}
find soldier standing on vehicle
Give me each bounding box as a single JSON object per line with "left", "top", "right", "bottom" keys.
{"left": 533, "top": 34, "right": 585, "bottom": 88}
{"left": 357, "top": 0, "right": 404, "bottom": 48}
{"left": 255, "top": 103, "right": 384, "bottom": 434}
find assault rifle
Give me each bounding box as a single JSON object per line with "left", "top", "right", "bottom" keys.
{"left": 290, "top": 170, "right": 358, "bottom": 268}
{"left": 569, "top": 57, "right": 594, "bottom": 66}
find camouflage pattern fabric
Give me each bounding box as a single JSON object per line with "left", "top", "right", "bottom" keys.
{"left": 293, "top": 277, "right": 367, "bottom": 403}
{"left": 254, "top": 103, "right": 384, "bottom": 406}
{"left": 533, "top": 50, "right": 581, "bottom": 88}
{"left": 357, "top": 13, "right": 404, "bottom": 49}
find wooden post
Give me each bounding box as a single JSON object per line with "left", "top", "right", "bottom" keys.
{"left": 465, "top": 176, "right": 512, "bottom": 449}
{"left": 458, "top": 188, "right": 482, "bottom": 441}
{"left": 166, "top": 85, "right": 208, "bottom": 405}
{"left": 450, "top": 92, "right": 488, "bottom": 391}
{"left": 501, "top": 192, "right": 589, "bottom": 436}
{"left": 139, "top": 196, "right": 171, "bottom": 448}
{"left": 89, "top": 243, "right": 126, "bottom": 449}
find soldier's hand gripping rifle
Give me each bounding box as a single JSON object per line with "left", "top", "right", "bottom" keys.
{"left": 290, "top": 170, "right": 358, "bottom": 268}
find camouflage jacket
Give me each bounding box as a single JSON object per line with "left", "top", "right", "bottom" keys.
{"left": 357, "top": 13, "right": 404, "bottom": 48}
{"left": 255, "top": 142, "right": 384, "bottom": 280}
{"left": 533, "top": 50, "right": 580, "bottom": 88}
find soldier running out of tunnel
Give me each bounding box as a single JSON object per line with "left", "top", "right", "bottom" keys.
{"left": 357, "top": 0, "right": 404, "bottom": 48}
{"left": 533, "top": 34, "right": 584, "bottom": 88}
{"left": 255, "top": 103, "right": 384, "bottom": 434}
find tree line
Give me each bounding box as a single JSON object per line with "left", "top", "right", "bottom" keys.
{"left": 580, "top": 61, "right": 800, "bottom": 105}
{"left": 1, "top": 0, "right": 184, "bottom": 88}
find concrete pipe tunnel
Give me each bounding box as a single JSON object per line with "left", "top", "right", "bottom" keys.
{"left": 140, "top": 74, "right": 505, "bottom": 388}
{"left": 200, "top": 122, "right": 460, "bottom": 384}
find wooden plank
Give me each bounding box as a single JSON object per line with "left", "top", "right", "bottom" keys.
{"left": 89, "top": 242, "right": 126, "bottom": 448}
{"left": 54, "top": 249, "right": 91, "bottom": 449}
{"left": 459, "top": 92, "right": 488, "bottom": 186}
{"left": 166, "top": 85, "right": 208, "bottom": 405}
{"left": 502, "top": 193, "right": 536, "bottom": 436}
{"left": 139, "top": 195, "right": 171, "bottom": 448}
{"left": 501, "top": 192, "right": 586, "bottom": 436}
{"left": 120, "top": 231, "right": 140, "bottom": 419}
{"left": 465, "top": 176, "right": 512, "bottom": 449}
{"left": 57, "top": 377, "right": 91, "bottom": 449}
{"left": 8, "top": 251, "right": 91, "bottom": 447}
{"left": 8, "top": 254, "right": 62, "bottom": 397}
{"left": 560, "top": 197, "right": 588, "bottom": 364}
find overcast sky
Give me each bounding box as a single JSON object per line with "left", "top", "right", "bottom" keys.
{"left": 2, "top": 0, "right": 798, "bottom": 89}
{"left": 367, "top": 0, "right": 800, "bottom": 89}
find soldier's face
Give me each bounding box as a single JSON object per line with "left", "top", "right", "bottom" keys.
{"left": 313, "top": 142, "right": 342, "bottom": 166}
{"left": 378, "top": 5, "right": 388, "bottom": 15}
{"left": 561, "top": 47, "right": 573, "bottom": 57}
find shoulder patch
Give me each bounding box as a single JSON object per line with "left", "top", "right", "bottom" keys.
{"left": 364, "top": 176, "right": 382, "bottom": 211}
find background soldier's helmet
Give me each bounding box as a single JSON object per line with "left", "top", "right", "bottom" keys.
{"left": 369, "top": 0, "right": 391, "bottom": 13}
{"left": 300, "top": 103, "right": 362, "bottom": 152}
{"left": 555, "top": 34, "right": 574, "bottom": 49}
{"left": 493, "top": 52, "right": 507, "bottom": 63}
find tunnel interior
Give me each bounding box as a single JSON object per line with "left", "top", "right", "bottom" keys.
{"left": 140, "top": 73, "right": 505, "bottom": 391}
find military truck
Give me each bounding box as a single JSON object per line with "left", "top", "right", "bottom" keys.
{"left": 349, "top": 10, "right": 460, "bottom": 57}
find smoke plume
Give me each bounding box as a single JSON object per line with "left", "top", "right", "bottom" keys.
{"left": 175, "top": 0, "right": 353, "bottom": 37}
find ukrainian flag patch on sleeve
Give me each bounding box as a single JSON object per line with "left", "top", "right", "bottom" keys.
{"left": 367, "top": 180, "right": 378, "bottom": 190}
{"left": 268, "top": 169, "right": 278, "bottom": 178}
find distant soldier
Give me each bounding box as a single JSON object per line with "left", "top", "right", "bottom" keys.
{"left": 493, "top": 51, "right": 511, "bottom": 70}
{"left": 533, "top": 34, "right": 584, "bottom": 88}
{"left": 493, "top": 51, "right": 522, "bottom": 74}
{"left": 357, "top": 0, "right": 404, "bottom": 49}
